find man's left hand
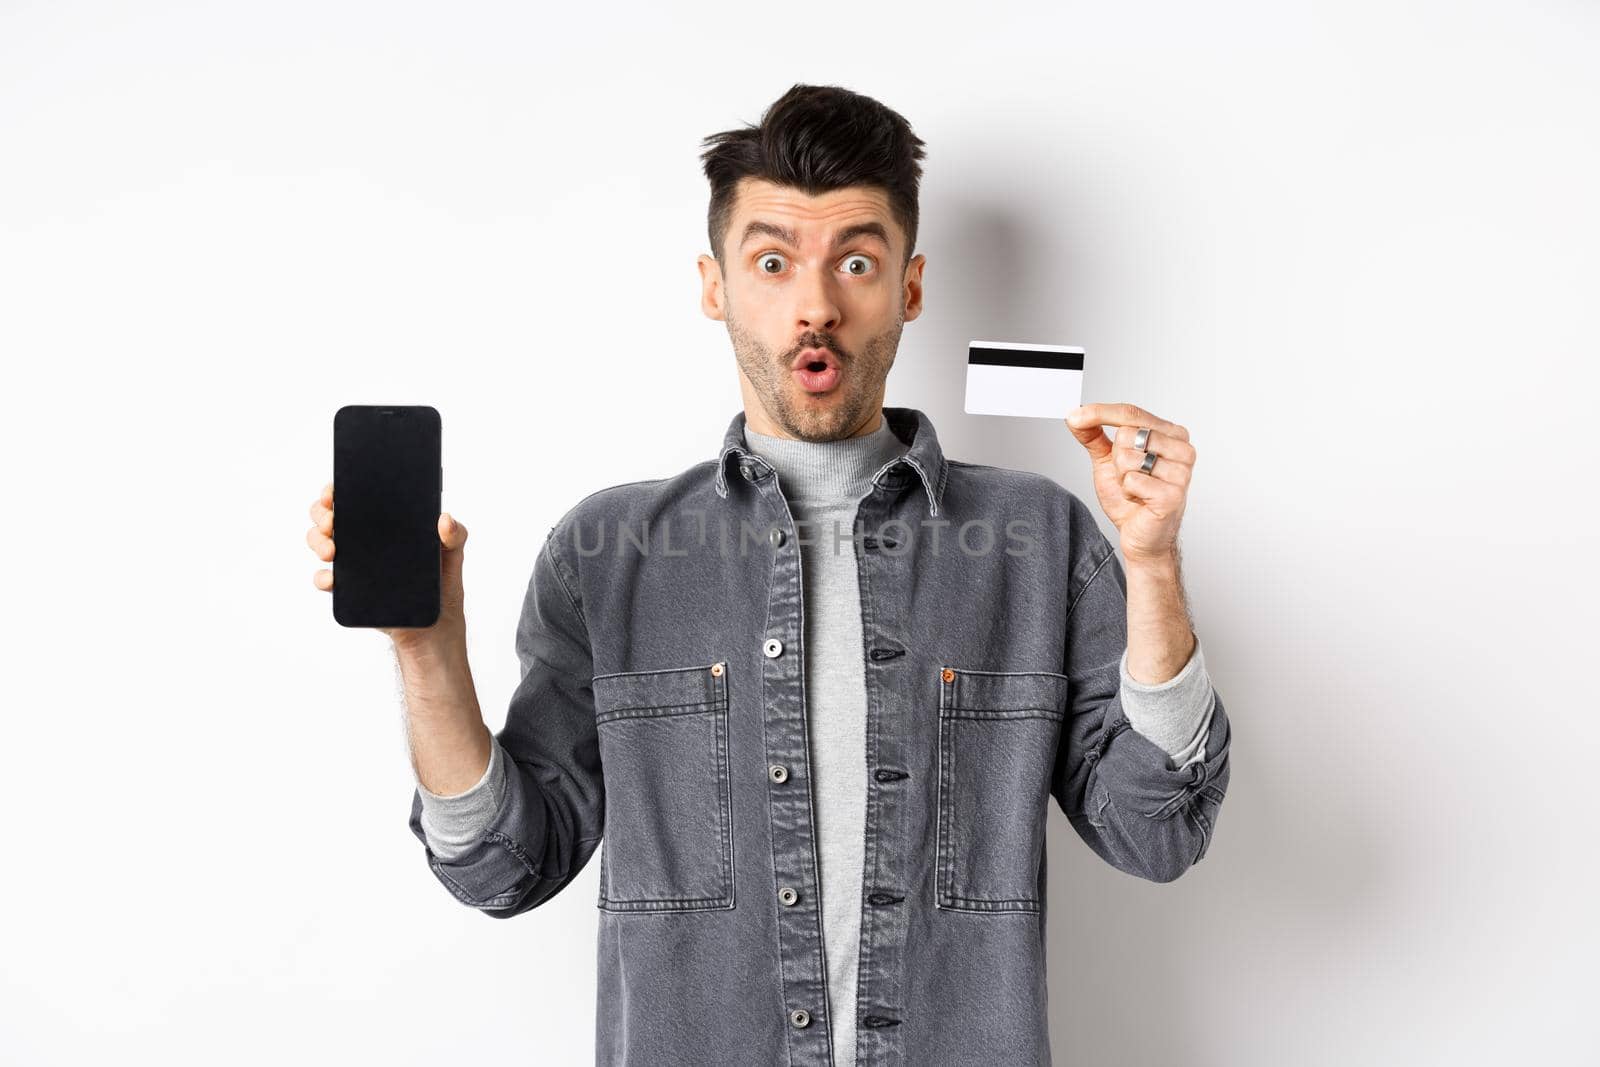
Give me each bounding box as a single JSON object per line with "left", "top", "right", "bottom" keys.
{"left": 1065, "top": 402, "right": 1196, "bottom": 566}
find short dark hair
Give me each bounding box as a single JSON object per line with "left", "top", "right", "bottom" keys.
{"left": 699, "top": 83, "right": 927, "bottom": 271}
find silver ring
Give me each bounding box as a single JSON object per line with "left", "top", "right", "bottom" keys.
{"left": 1140, "top": 450, "right": 1158, "bottom": 474}
{"left": 1133, "top": 427, "right": 1151, "bottom": 450}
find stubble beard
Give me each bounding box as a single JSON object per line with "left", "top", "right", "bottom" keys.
{"left": 726, "top": 300, "right": 904, "bottom": 443}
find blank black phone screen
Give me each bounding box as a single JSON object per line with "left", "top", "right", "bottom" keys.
{"left": 332, "top": 405, "right": 441, "bottom": 629}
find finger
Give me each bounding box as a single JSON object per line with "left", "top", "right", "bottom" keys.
{"left": 311, "top": 482, "right": 334, "bottom": 527}
{"left": 1069, "top": 403, "right": 1188, "bottom": 441}
{"left": 1121, "top": 469, "right": 1186, "bottom": 512}
{"left": 313, "top": 567, "right": 333, "bottom": 591}
{"left": 1113, "top": 446, "right": 1192, "bottom": 489}
{"left": 1112, "top": 426, "right": 1196, "bottom": 464}
{"left": 307, "top": 526, "right": 335, "bottom": 561}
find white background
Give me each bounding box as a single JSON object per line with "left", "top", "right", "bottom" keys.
{"left": 3, "top": 2, "right": 1597, "bottom": 1064}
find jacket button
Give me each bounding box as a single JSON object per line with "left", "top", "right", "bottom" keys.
{"left": 763, "top": 638, "right": 784, "bottom": 658}
{"left": 778, "top": 886, "right": 799, "bottom": 906}
{"left": 740, "top": 462, "right": 755, "bottom": 480}
{"left": 789, "top": 1008, "right": 811, "bottom": 1028}
{"left": 768, "top": 764, "right": 789, "bottom": 783}
{"left": 709, "top": 662, "right": 724, "bottom": 677}
{"left": 941, "top": 667, "right": 955, "bottom": 683}
{"left": 770, "top": 527, "right": 786, "bottom": 547}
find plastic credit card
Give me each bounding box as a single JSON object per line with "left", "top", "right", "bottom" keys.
{"left": 964, "top": 341, "right": 1085, "bottom": 419}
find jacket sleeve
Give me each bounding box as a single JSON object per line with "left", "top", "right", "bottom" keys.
{"left": 407, "top": 523, "right": 604, "bottom": 917}
{"left": 1050, "top": 509, "right": 1232, "bottom": 883}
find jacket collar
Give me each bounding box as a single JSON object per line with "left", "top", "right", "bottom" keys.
{"left": 714, "top": 405, "right": 950, "bottom": 518}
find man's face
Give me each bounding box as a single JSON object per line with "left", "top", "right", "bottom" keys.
{"left": 698, "top": 178, "right": 925, "bottom": 441}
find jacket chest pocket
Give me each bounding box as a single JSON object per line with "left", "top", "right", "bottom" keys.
{"left": 593, "top": 661, "right": 735, "bottom": 913}
{"left": 936, "top": 666, "right": 1070, "bottom": 914}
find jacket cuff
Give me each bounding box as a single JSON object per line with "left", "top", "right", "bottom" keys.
{"left": 415, "top": 736, "right": 509, "bottom": 861}
{"left": 1119, "top": 635, "right": 1215, "bottom": 770}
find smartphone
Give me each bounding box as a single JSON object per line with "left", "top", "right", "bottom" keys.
{"left": 332, "top": 405, "right": 442, "bottom": 629}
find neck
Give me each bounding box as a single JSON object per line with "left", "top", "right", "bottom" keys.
{"left": 742, "top": 410, "right": 908, "bottom": 505}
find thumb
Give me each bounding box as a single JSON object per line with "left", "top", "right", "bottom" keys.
{"left": 437, "top": 514, "right": 467, "bottom": 614}
{"left": 1064, "top": 412, "right": 1113, "bottom": 460}
{"left": 439, "top": 513, "right": 469, "bottom": 555}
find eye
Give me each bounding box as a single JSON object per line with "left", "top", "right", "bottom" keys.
{"left": 757, "top": 253, "right": 787, "bottom": 274}
{"left": 841, "top": 254, "right": 875, "bottom": 276}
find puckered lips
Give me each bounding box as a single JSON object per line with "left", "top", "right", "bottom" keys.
{"left": 791, "top": 347, "right": 841, "bottom": 394}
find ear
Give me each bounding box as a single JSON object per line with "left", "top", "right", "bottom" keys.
{"left": 902, "top": 253, "right": 926, "bottom": 323}
{"left": 697, "top": 253, "right": 726, "bottom": 321}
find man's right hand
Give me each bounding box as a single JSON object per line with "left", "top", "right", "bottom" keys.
{"left": 307, "top": 480, "right": 492, "bottom": 796}
{"left": 306, "top": 480, "right": 469, "bottom": 651}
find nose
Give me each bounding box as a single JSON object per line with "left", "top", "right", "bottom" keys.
{"left": 795, "top": 268, "right": 842, "bottom": 334}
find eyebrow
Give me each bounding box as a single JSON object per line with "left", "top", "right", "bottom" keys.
{"left": 739, "top": 220, "right": 891, "bottom": 253}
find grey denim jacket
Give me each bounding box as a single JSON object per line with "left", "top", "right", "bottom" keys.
{"left": 407, "top": 405, "right": 1232, "bottom": 1066}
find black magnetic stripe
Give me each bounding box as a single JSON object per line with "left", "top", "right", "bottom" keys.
{"left": 967, "top": 346, "right": 1083, "bottom": 371}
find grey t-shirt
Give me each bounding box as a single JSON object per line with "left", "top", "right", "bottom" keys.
{"left": 739, "top": 415, "right": 913, "bottom": 1067}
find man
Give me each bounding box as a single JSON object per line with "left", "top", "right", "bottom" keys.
{"left": 306, "top": 83, "right": 1230, "bottom": 1067}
